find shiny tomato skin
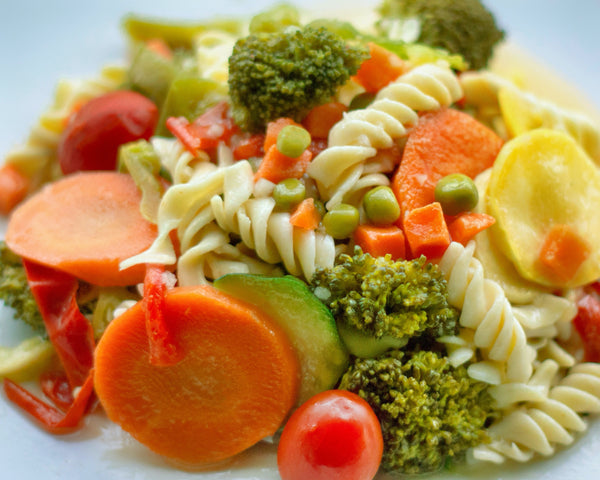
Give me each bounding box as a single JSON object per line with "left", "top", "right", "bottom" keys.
{"left": 58, "top": 90, "right": 158, "bottom": 174}
{"left": 277, "top": 390, "right": 383, "bottom": 480}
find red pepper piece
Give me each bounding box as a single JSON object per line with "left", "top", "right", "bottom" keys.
{"left": 40, "top": 370, "right": 75, "bottom": 412}
{"left": 23, "top": 260, "right": 95, "bottom": 388}
{"left": 233, "top": 133, "right": 265, "bottom": 160}
{"left": 3, "top": 369, "right": 95, "bottom": 435}
{"left": 166, "top": 102, "right": 239, "bottom": 156}
{"left": 573, "top": 293, "right": 600, "bottom": 362}
{"left": 143, "top": 264, "right": 183, "bottom": 366}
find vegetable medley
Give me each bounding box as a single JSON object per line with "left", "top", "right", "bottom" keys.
{"left": 2, "top": 0, "right": 600, "bottom": 478}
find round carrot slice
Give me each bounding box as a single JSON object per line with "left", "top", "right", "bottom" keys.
{"left": 94, "top": 284, "right": 299, "bottom": 467}
{"left": 5, "top": 171, "right": 157, "bottom": 286}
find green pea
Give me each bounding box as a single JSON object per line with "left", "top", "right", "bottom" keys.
{"left": 363, "top": 186, "right": 400, "bottom": 225}
{"left": 273, "top": 178, "right": 306, "bottom": 210}
{"left": 323, "top": 204, "right": 360, "bottom": 239}
{"left": 434, "top": 173, "right": 479, "bottom": 216}
{"left": 276, "top": 125, "right": 311, "bottom": 158}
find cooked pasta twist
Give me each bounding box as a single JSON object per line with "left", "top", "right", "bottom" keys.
{"left": 460, "top": 70, "right": 600, "bottom": 163}
{"left": 471, "top": 362, "right": 600, "bottom": 464}
{"left": 5, "top": 65, "right": 126, "bottom": 190}
{"left": 194, "top": 29, "right": 238, "bottom": 84}
{"left": 210, "top": 161, "right": 336, "bottom": 280}
{"left": 438, "top": 241, "right": 535, "bottom": 384}
{"left": 307, "top": 62, "right": 463, "bottom": 209}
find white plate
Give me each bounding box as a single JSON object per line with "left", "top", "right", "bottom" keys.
{"left": 1, "top": 1, "right": 600, "bottom": 479}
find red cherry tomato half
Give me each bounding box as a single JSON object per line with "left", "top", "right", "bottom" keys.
{"left": 58, "top": 90, "right": 158, "bottom": 174}
{"left": 277, "top": 390, "right": 383, "bottom": 480}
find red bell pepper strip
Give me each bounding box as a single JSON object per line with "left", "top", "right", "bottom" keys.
{"left": 573, "top": 293, "right": 600, "bottom": 363}
{"left": 40, "top": 370, "right": 75, "bottom": 412}
{"left": 143, "top": 264, "right": 183, "bottom": 366}
{"left": 3, "top": 369, "right": 95, "bottom": 435}
{"left": 23, "top": 259, "right": 95, "bottom": 388}
{"left": 166, "top": 101, "right": 238, "bottom": 156}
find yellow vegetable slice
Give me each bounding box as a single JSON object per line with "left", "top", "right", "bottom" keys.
{"left": 473, "top": 169, "right": 550, "bottom": 304}
{"left": 487, "top": 129, "right": 600, "bottom": 288}
{"left": 0, "top": 336, "right": 54, "bottom": 382}
{"left": 498, "top": 87, "right": 544, "bottom": 137}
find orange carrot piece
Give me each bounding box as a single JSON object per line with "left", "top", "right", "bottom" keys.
{"left": 538, "top": 224, "right": 591, "bottom": 284}
{"left": 0, "top": 163, "right": 30, "bottom": 215}
{"left": 403, "top": 202, "right": 451, "bottom": 259}
{"left": 5, "top": 172, "right": 157, "bottom": 287}
{"left": 353, "top": 224, "right": 406, "bottom": 260}
{"left": 264, "top": 117, "right": 303, "bottom": 152}
{"left": 447, "top": 212, "right": 496, "bottom": 245}
{"left": 353, "top": 42, "right": 407, "bottom": 93}
{"left": 254, "top": 145, "right": 313, "bottom": 184}
{"left": 233, "top": 133, "right": 266, "bottom": 160}
{"left": 146, "top": 38, "right": 173, "bottom": 59}
{"left": 94, "top": 284, "right": 299, "bottom": 467}
{"left": 392, "top": 108, "right": 503, "bottom": 219}
{"left": 290, "top": 198, "right": 321, "bottom": 230}
{"left": 302, "top": 102, "right": 347, "bottom": 139}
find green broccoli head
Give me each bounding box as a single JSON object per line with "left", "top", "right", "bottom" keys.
{"left": 339, "top": 349, "right": 497, "bottom": 474}
{"left": 228, "top": 26, "right": 368, "bottom": 131}
{"left": 0, "top": 241, "right": 45, "bottom": 334}
{"left": 378, "top": 0, "right": 504, "bottom": 70}
{"left": 310, "top": 248, "right": 459, "bottom": 357}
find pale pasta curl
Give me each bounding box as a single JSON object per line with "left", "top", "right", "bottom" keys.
{"left": 438, "top": 241, "right": 535, "bottom": 384}
{"left": 307, "top": 62, "right": 463, "bottom": 209}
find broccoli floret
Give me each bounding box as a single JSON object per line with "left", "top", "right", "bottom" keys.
{"left": 378, "top": 0, "right": 504, "bottom": 70}
{"left": 0, "top": 241, "right": 45, "bottom": 334}
{"left": 310, "top": 248, "right": 458, "bottom": 357}
{"left": 339, "top": 349, "right": 497, "bottom": 474}
{"left": 228, "top": 26, "right": 368, "bottom": 131}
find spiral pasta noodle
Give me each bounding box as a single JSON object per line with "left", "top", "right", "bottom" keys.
{"left": 307, "top": 62, "right": 463, "bottom": 209}
{"left": 5, "top": 65, "right": 126, "bottom": 190}
{"left": 471, "top": 362, "right": 600, "bottom": 464}
{"left": 438, "top": 241, "right": 535, "bottom": 384}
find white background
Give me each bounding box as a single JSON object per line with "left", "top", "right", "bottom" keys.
{"left": 1, "top": 1, "right": 600, "bottom": 479}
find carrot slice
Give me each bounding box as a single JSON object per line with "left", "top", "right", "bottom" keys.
{"left": 5, "top": 172, "right": 157, "bottom": 286}
{"left": 538, "top": 224, "right": 591, "bottom": 284}
{"left": 353, "top": 224, "right": 406, "bottom": 260}
{"left": 290, "top": 198, "right": 321, "bottom": 230}
{"left": 392, "top": 108, "right": 503, "bottom": 219}
{"left": 254, "top": 145, "right": 312, "bottom": 184}
{"left": 447, "top": 212, "right": 496, "bottom": 246}
{"left": 0, "top": 163, "right": 30, "bottom": 215}
{"left": 353, "top": 42, "right": 407, "bottom": 93}
{"left": 302, "top": 102, "right": 347, "bottom": 139}
{"left": 403, "top": 202, "right": 451, "bottom": 259}
{"left": 94, "top": 284, "right": 299, "bottom": 467}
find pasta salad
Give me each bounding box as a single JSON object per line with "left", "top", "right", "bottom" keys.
{"left": 1, "top": 1, "right": 600, "bottom": 479}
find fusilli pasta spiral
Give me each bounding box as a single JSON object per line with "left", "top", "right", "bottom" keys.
{"left": 438, "top": 241, "right": 535, "bottom": 384}
{"left": 307, "top": 62, "right": 463, "bottom": 209}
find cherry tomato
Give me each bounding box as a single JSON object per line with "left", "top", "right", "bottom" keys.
{"left": 58, "top": 90, "right": 158, "bottom": 174}
{"left": 277, "top": 390, "right": 383, "bottom": 480}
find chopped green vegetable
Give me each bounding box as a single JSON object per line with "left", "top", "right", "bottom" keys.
{"left": 362, "top": 186, "right": 401, "bottom": 225}
{"left": 434, "top": 173, "right": 479, "bottom": 216}
{"left": 339, "top": 349, "right": 498, "bottom": 474}
{"left": 276, "top": 125, "right": 312, "bottom": 158}
{"left": 273, "top": 178, "right": 306, "bottom": 210}
{"left": 310, "top": 248, "right": 458, "bottom": 357}
{"left": 377, "top": 0, "right": 504, "bottom": 70}
{"left": 249, "top": 3, "right": 301, "bottom": 34}
{"left": 228, "top": 26, "right": 368, "bottom": 131}
{"left": 0, "top": 241, "right": 45, "bottom": 334}
{"left": 127, "top": 43, "right": 178, "bottom": 108}
{"left": 322, "top": 204, "right": 360, "bottom": 239}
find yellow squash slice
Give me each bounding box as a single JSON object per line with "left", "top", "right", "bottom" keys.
{"left": 486, "top": 129, "right": 600, "bottom": 288}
